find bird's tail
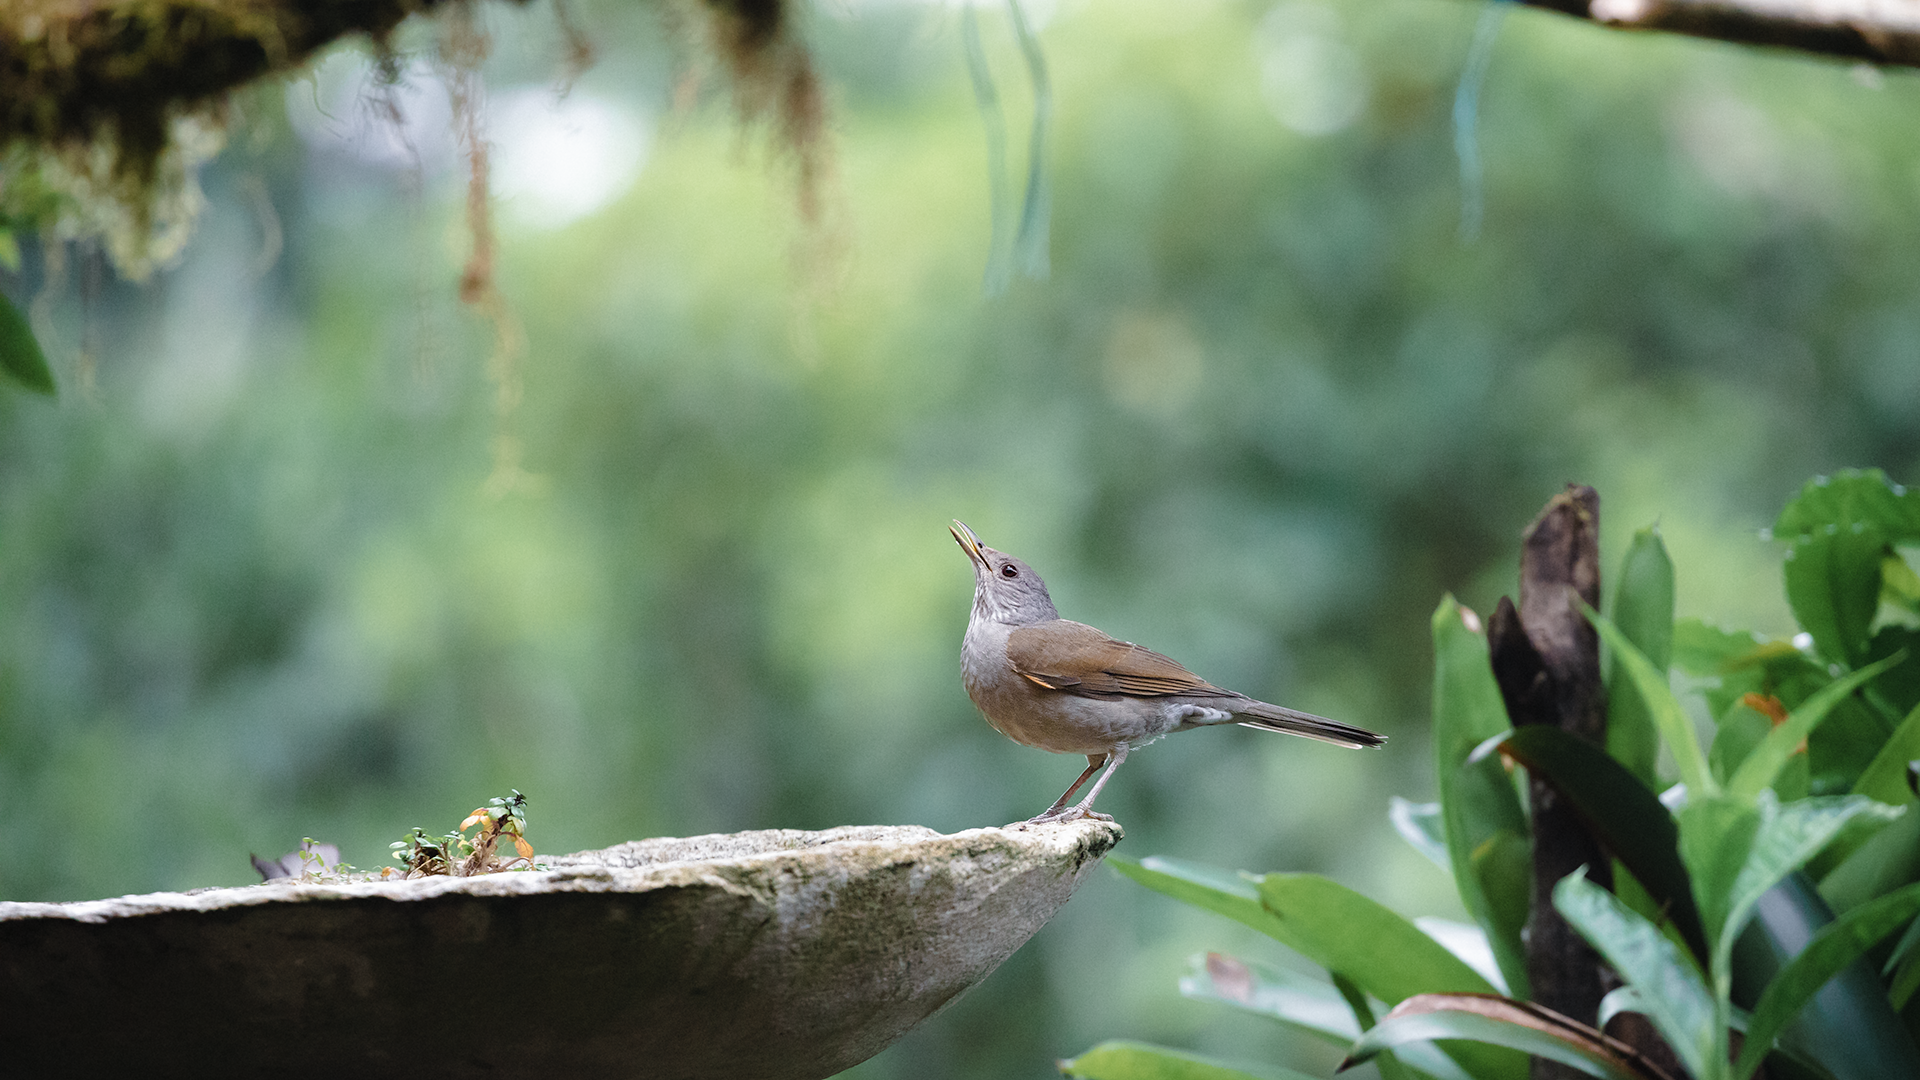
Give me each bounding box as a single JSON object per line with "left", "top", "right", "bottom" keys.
{"left": 1234, "top": 701, "right": 1386, "bottom": 749}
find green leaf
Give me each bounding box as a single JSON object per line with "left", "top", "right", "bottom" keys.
{"left": 1329, "top": 972, "right": 1416, "bottom": 1080}
{"left": 1672, "top": 619, "right": 1776, "bottom": 677}
{"left": 1811, "top": 806, "right": 1920, "bottom": 915}
{"left": 1466, "top": 827, "right": 1531, "bottom": 977}
{"left": 1710, "top": 705, "right": 1770, "bottom": 788}
{"left": 1735, "top": 881, "right": 1920, "bottom": 1080}
{"left": 1179, "top": 953, "right": 1477, "bottom": 1080}
{"left": 1883, "top": 906, "right": 1920, "bottom": 981}
{"left": 1389, "top": 796, "right": 1451, "bottom": 872}
{"left": 1588, "top": 604, "right": 1716, "bottom": 797}
{"left": 0, "top": 290, "right": 53, "bottom": 395}
{"left": 1251, "top": 872, "right": 1497, "bottom": 1002}
{"left": 1057, "top": 1041, "right": 1316, "bottom": 1080}
{"left": 1341, "top": 994, "right": 1672, "bottom": 1080}
{"left": 1180, "top": 952, "right": 1357, "bottom": 1044}
{"left": 1609, "top": 526, "right": 1675, "bottom": 786}
{"left": 1554, "top": 871, "right": 1720, "bottom": 1080}
{"left": 1807, "top": 695, "right": 1894, "bottom": 797}
{"left": 1677, "top": 794, "right": 1762, "bottom": 963}
{"left": 1728, "top": 654, "right": 1904, "bottom": 800}
{"left": 1893, "top": 950, "right": 1920, "bottom": 1010}
{"left": 1721, "top": 795, "right": 1902, "bottom": 970}
{"left": 1499, "top": 725, "right": 1709, "bottom": 964}
{"left": 1864, "top": 626, "right": 1920, "bottom": 720}
{"left": 1596, "top": 985, "right": 1646, "bottom": 1032}
{"left": 0, "top": 229, "right": 19, "bottom": 272}
{"left": 1431, "top": 596, "right": 1531, "bottom": 999}
{"left": 1111, "top": 856, "right": 1284, "bottom": 940}
{"left": 1253, "top": 873, "right": 1526, "bottom": 1080}
{"left": 1775, "top": 470, "right": 1920, "bottom": 543}
{"left": 1691, "top": 639, "right": 1833, "bottom": 738}
{"left": 1886, "top": 916, "right": 1920, "bottom": 1008}
{"left": 1783, "top": 526, "right": 1887, "bottom": 670}
{"left": 1887, "top": 548, "right": 1920, "bottom": 612}
{"left": 1853, "top": 702, "right": 1920, "bottom": 805}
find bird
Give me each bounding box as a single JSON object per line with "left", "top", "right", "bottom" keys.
{"left": 951, "top": 520, "right": 1384, "bottom": 823}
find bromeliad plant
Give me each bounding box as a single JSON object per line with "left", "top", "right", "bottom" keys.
{"left": 1060, "top": 471, "right": 1920, "bottom": 1080}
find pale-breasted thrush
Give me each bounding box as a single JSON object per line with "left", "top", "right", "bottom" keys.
{"left": 952, "top": 520, "right": 1384, "bottom": 823}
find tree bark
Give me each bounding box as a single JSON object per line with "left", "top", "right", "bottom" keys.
{"left": 1501, "top": 0, "right": 1920, "bottom": 69}
{"left": 1488, "top": 484, "right": 1612, "bottom": 1080}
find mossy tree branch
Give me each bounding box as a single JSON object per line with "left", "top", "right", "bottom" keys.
{"left": 0, "top": 0, "right": 494, "bottom": 179}
{"left": 1499, "top": 0, "right": 1920, "bottom": 68}
{"left": 0, "top": 0, "right": 813, "bottom": 280}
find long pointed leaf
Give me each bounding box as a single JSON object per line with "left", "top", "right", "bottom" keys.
{"left": 1814, "top": 806, "right": 1920, "bottom": 913}
{"left": 1111, "top": 856, "right": 1283, "bottom": 939}
{"left": 1253, "top": 872, "right": 1525, "bottom": 1080}
{"left": 1677, "top": 794, "right": 1762, "bottom": 954}
{"left": 1852, "top": 701, "right": 1920, "bottom": 805}
{"left": 1500, "top": 725, "right": 1710, "bottom": 964}
{"left": 1738, "top": 876, "right": 1920, "bottom": 1080}
{"left": 1728, "top": 654, "right": 1904, "bottom": 800}
{"left": 1117, "top": 855, "right": 1517, "bottom": 1079}
{"left": 1886, "top": 910, "right": 1920, "bottom": 988}
{"left": 1390, "top": 797, "right": 1451, "bottom": 872}
{"left": 1587, "top": 604, "right": 1716, "bottom": 797}
{"left": 1554, "top": 871, "right": 1719, "bottom": 1080}
{"left": 1597, "top": 986, "right": 1646, "bottom": 1032}
{"left": 1182, "top": 953, "right": 1476, "bottom": 1080}
{"left": 1329, "top": 972, "right": 1416, "bottom": 1080}
{"left": 1252, "top": 873, "right": 1497, "bottom": 1002}
{"left": 1721, "top": 795, "right": 1902, "bottom": 969}
{"left": 1609, "top": 526, "right": 1676, "bottom": 787}
{"left": 0, "top": 291, "right": 53, "bottom": 395}
{"left": 1415, "top": 917, "right": 1507, "bottom": 993}
{"left": 1059, "top": 1041, "right": 1317, "bottom": 1080}
{"left": 1340, "top": 994, "right": 1678, "bottom": 1080}
{"left": 1431, "top": 597, "right": 1531, "bottom": 998}
{"left": 1734, "top": 881, "right": 1920, "bottom": 1080}
{"left": 1181, "top": 952, "right": 1358, "bottom": 1044}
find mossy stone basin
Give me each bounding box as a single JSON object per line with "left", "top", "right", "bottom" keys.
{"left": 0, "top": 819, "right": 1121, "bottom": 1078}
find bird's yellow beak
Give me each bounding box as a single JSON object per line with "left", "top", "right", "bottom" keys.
{"left": 950, "top": 520, "right": 986, "bottom": 567}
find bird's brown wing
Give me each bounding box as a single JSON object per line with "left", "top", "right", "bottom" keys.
{"left": 1007, "top": 620, "right": 1225, "bottom": 699}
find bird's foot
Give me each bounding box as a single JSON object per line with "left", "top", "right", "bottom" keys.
{"left": 1019, "top": 806, "right": 1115, "bottom": 827}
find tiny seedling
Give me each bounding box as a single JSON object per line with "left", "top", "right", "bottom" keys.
{"left": 391, "top": 790, "right": 538, "bottom": 878}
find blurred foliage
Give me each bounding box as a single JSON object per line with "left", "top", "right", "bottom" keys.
{"left": 1105, "top": 476, "right": 1920, "bottom": 1080}
{"left": 2, "top": 0, "right": 1920, "bottom": 1077}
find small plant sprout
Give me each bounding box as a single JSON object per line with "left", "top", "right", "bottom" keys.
{"left": 458, "top": 790, "right": 535, "bottom": 875}
{"left": 250, "top": 838, "right": 347, "bottom": 882}
{"left": 390, "top": 791, "right": 537, "bottom": 879}
{"left": 390, "top": 827, "right": 454, "bottom": 877}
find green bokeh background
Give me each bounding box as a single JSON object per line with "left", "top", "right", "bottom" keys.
{"left": 3, "top": 0, "right": 1918, "bottom": 1076}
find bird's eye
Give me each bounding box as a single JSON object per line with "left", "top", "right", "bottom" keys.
{"left": 1000, "top": 563, "right": 1019, "bottom": 578}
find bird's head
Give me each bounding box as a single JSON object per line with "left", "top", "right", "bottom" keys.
{"left": 950, "top": 520, "right": 1060, "bottom": 625}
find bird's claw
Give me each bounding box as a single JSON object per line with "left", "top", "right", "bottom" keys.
{"left": 1020, "top": 807, "right": 1115, "bottom": 826}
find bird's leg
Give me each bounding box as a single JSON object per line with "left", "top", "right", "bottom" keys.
{"left": 1067, "top": 744, "right": 1128, "bottom": 817}
{"left": 1027, "top": 747, "right": 1127, "bottom": 824}
{"left": 1035, "top": 755, "right": 1106, "bottom": 818}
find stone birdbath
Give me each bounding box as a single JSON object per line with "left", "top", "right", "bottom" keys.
{"left": 0, "top": 819, "right": 1121, "bottom": 1078}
